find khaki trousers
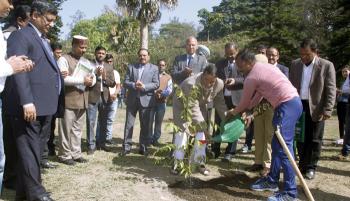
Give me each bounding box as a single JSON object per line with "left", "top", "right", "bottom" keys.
{"left": 58, "top": 108, "right": 85, "bottom": 160}
{"left": 254, "top": 107, "right": 273, "bottom": 168}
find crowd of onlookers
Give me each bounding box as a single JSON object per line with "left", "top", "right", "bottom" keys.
{"left": 0, "top": 1, "right": 349, "bottom": 201}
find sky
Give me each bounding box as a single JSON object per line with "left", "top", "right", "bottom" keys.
{"left": 59, "top": 0, "right": 220, "bottom": 39}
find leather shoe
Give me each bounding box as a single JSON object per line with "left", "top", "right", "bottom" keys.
{"left": 34, "top": 195, "right": 54, "bottom": 201}
{"left": 74, "top": 157, "right": 88, "bottom": 163}
{"left": 247, "top": 164, "right": 263, "bottom": 172}
{"left": 120, "top": 150, "right": 130, "bottom": 156}
{"left": 87, "top": 148, "right": 95, "bottom": 155}
{"left": 48, "top": 149, "right": 56, "bottom": 156}
{"left": 58, "top": 158, "right": 76, "bottom": 166}
{"left": 221, "top": 154, "right": 234, "bottom": 162}
{"left": 41, "top": 162, "right": 58, "bottom": 169}
{"left": 97, "top": 145, "right": 112, "bottom": 152}
{"left": 305, "top": 169, "right": 315, "bottom": 180}
{"left": 138, "top": 149, "right": 149, "bottom": 156}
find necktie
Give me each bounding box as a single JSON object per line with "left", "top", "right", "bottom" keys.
{"left": 187, "top": 56, "right": 192, "bottom": 66}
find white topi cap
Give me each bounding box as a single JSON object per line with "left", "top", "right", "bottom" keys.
{"left": 72, "top": 35, "right": 88, "bottom": 45}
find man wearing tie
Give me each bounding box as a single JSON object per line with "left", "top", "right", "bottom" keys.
{"left": 211, "top": 42, "right": 244, "bottom": 162}
{"left": 3, "top": 1, "right": 62, "bottom": 200}
{"left": 122, "top": 49, "right": 159, "bottom": 156}
{"left": 171, "top": 36, "right": 207, "bottom": 85}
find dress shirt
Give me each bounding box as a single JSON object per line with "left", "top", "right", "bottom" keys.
{"left": 160, "top": 73, "right": 173, "bottom": 97}
{"left": 0, "top": 27, "right": 14, "bottom": 93}
{"left": 338, "top": 76, "right": 350, "bottom": 103}
{"left": 224, "top": 60, "right": 235, "bottom": 96}
{"left": 109, "top": 70, "right": 121, "bottom": 95}
{"left": 300, "top": 57, "right": 316, "bottom": 100}
{"left": 95, "top": 60, "right": 104, "bottom": 92}
{"left": 187, "top": 54, "right": 195, "bottom": 66}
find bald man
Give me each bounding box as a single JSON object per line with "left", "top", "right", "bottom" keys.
{"left": 171, "top": 36, "right": 207, "bottom": 85}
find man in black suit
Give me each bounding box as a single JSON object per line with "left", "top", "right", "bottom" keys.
{"left": 3, "top": 1, "right": 62, "bottom": 201}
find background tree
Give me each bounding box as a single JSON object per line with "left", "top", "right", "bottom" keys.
{"left": 116, "top": 0, "right": 178, "bottom": 49}
{"left": 4, "top": 0, "right": 66, "bottom": 42}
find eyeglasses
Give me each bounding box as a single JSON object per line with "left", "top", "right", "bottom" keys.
{"left": 41, "top": 14, "right": 56, "bottom": 26}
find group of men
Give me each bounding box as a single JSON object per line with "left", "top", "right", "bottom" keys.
{"left": 0, "top": 1, "right": 346, "bottom": 201}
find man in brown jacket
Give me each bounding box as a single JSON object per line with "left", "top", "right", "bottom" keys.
{"left": 289, "top": 38, "right": 336, "bottom": 180}
{"left": 57, "top": 35, "right": 95, "bottom": 165}
{"left": 86, "top": 46, "right": 115, "bottom": 154}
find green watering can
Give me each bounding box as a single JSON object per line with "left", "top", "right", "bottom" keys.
{"left": 212, "top": 115, "right": 245, "bottom": 143}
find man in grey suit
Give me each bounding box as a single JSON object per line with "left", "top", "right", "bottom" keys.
{"left": 289, "top": 38, "right": 336, "bottom": 180}
{"left": 122, "top": 49, "right": 159, "bottom": 156}
{"left": 266, "top": 47, "right": 289, "bottom": 78}
{"left": 171, "top": 36, "right": 207, "bottom": 85}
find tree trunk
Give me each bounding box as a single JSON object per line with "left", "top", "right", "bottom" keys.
{"left": 140, "top": 20, "right": 148, "bottom": 49}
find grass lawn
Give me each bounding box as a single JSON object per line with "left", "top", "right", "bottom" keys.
{"left": 1, "top": 106, "right": 350, "bottom": 201}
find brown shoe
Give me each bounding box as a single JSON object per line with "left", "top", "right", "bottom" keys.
{"left": 335, "top": 154, "right": 349, "bottom": 161}
{"left": 260, "top": 167, "right": 270, "bottom": 177}
{"left": 247, "top": 164, "right": 263, "bottom": 172}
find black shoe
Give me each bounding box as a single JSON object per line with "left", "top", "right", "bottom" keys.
{"left": 138, "top": 149, "right": 149, "bottom": 156}
{"left": 48, "top": 149, "right": 56, "bottom": 156}
{"left": 97, "top": 145, "right": 112, "bottom": 152}
{"left": 105, "top": 139, "right": 115, "bottom": 145}
{"left": 120, "top": 150, "right": 131, "bottom": 156}
{"left": 58, "top": 158, "right": 76, "bottom": 166}
{"left": 41, "top": 162, "right": 58, "bottom": 169}
{"left": 87, "top": 148, "right": 95, "bottom": 155}
{"left": 305, "top": 169, "right": 315, "bottom": 180}
{"left": 152, "top": 141, "right": 161, "bottom": 147}
{"left": 74, "top": 157, "right": 88, "bottom": 163}
{"left": 15, "top": 194, "right": 26, "bottom": 201}
{"left": 34, "top": 195, "right": 54, "bottom": 201}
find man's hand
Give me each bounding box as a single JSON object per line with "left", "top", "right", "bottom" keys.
{"left": 7, "top": 55, "right": 34, "bottom": 74}
{"left": 184, "top": 67, "right": 193, "bottom": 76}
{"left": 110, "top": 92, "right": 118, "bottom": 101}
{"left": 242, "top": 112, "right": 254, "bottom": 128}
{"left": 320, "top": 113, "right": 331, "bottom": 121}
{"left": 61, "top": 70, "right": 69, "bottom": 78}
{"left": 23, "top": 105, "right": 36, "bottom": 122}
{"left": 95, "top": 66, "right": 104, "bottom": 76}
{"left": 135, "top": 80, "right": 145, "bottom": 91}
{"left": 225, "top": 78, "right": 235, "bottom": 87}
{"left": 226, "top": 108, "right": 236, "bottom": 120}
{"left": 84, "top": 75, "right": 93, "bottom": 86}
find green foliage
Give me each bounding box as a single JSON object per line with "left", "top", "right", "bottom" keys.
{"left": 2, "top": 0, "right": 65, "bottom": 43}
{"left": 158, "top": 18, "right": 197, "bottom": 46}
{"left": 153, "top": 84, "right": 210, "bottom": 179}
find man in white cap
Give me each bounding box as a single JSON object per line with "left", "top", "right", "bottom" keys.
{"left": 57, "top": 35, "right": 95, "bottom": 165}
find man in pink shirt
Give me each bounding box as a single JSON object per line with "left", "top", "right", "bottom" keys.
{"left": 228, "top": 49, "right": 302, "bottom": 201}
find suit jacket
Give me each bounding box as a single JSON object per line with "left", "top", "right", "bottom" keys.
{"left": 173, "top": 73, "right": 227, "bottom": 132}
{"left": 289, "top": 57, "right": 336, "bottom": 121}
{"left": 277, "top": 63, "right": 289, "bottom": 78}
{"left": 124, "top": 63, "right": 159, "bottom": 108}
{"left": 171, "top": 54, "right": 207, "bottom": 84}
{"left": 3, "top": 24, "right": 63, "bottom": 117}
{"left": 215, "top": 58, "right": 244, "bottom": 106}
{"left": 88, "top": 62, "right": 115, "bottom": 104}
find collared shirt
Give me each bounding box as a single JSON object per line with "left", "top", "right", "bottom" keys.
{"left": 95, "top": 60, "right": 104, "bottom": 92}
{"left": 300, "top": 57, "right": 316, "bottom": 100}
{"left": 338, "top": 76, "right": 350, "bottom": 103}
{"left": 187, "top": 54, "right": 195, "bottom": 66}
{"left": 109, "top": 70, "right": 121, "bottom": 95}
{"left": 0, "top": 27, "right": 14, "bottom": 93}
{"left": 224, "top": 60, "right": 235, "bottom": 96}
{"left": 138, "top": 64, "right": 145, "bottom": 80}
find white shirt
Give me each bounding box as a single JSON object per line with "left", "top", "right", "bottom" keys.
{"left": 0, "top": 27, "right": 14, "bottom": 93}
{"left": 109, "top": 70, "right": 121, "bottom": 95}
{"left": 300, "top": 57, "right": 316, "bottom": 100}
{"left": 341, "top": 76, "right": 350, "bottom": 94}
{"left": 224, "top": 60, "right": 235, "bottom": 96}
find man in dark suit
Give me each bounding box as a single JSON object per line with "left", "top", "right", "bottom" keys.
{"left": 171, "top": 36, "right": 207, "bottom": 85}
{"left": 289, "top": 38, "right": 336, "bottom": 180}
{"left": 266, "top": 47, "right": 289, "bottom": 78}
{"left": 211, "top": 42, "right": 244, "bottom": 161}
{"left": 3, "top": 1, "right": 62, "bottom": 200}
{"left": 86, "top": 46, "right": 115, "bottom": 154}
{"left": 122, "top": 48, "right": 159, "bottom": 156}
